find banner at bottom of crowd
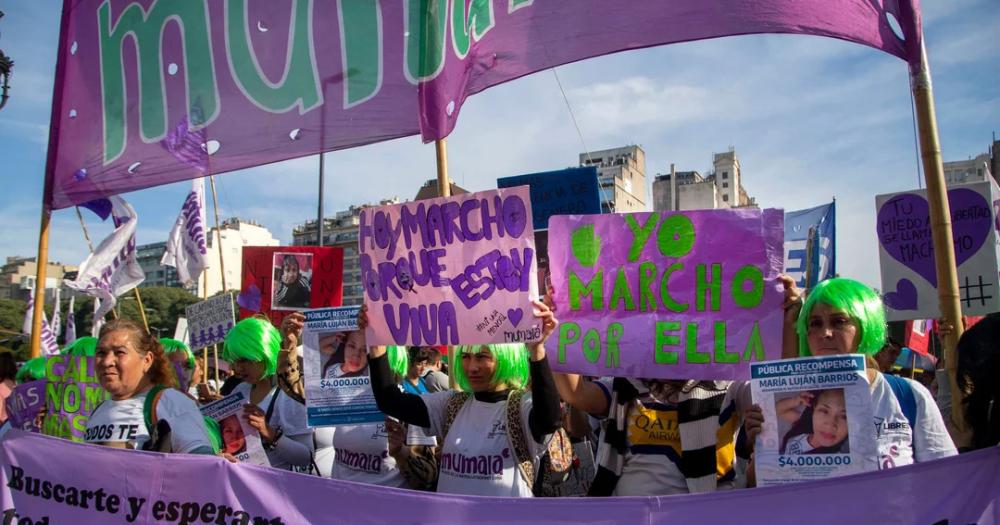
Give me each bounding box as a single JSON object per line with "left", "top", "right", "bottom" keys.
{"left": 1, "top": 431, "right": 997, "bottom": 524}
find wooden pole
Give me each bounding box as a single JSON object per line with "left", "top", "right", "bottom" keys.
{"left": 213, "top": 345, "right": 220, "bottom": 385}
{"left": 28, "top": 210, "right": 51, "bottom": 358}
{"left": 910, "top": 42, "right": 968, "bottom": 444}
{"left": 208, "top": 176, "right": 228, "bottom": 293}
{"left": 435, "top": 139, "right": 452, "bottom": 198}
{"left": 132, "top": 288, "right": 149, "bottom": 331}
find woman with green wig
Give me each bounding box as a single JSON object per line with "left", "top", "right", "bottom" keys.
{"left": 745, "top": 277, "right": 957, "bottom": 469}
{"left": 364, "top": 300, "right": 562, "bottom": 497}
{"left": 160, "top": 338, "right": 198, "bottom": 394}
{"left": 15, "top": 356, "right": 47, "bottom": 384}
{"left": 61, "top": 336, "right": 97, "bottom": 357}
{"left": 222, "top": 317, "right": 313, "bottom": 471}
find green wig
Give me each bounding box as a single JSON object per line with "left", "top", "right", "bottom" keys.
{"left": 797, "top": 278, "right": 887, "bottom": 356}
{"left": 222, "top": 318, "right": 281, "bottom": 378}
{"left": 160, "top": 338, "right": 196, "bottom": 370}
{"left": 385, "top": 345, "right": 409, "bottom": 379}
{"left": 16, "top": 356, "right": 48, "bottom": 384}
{"left": 451, "top": 343, "right": 529, "bottom": 393}
{"left": 61, "top": 337, "right": 98, "bottom": 357}
{"left": 203, "top": 417, "right": 223, "bottom": 455}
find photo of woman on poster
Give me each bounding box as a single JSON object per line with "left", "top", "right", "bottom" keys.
{"left": 272, "top": 253, "right": 312, "bottom": 310}
{"left": 777, "top": 388, "right": 850, "bottom": 455}
{"left": 321, "top": 330, "right": 369, "bottom": 379}
{"left": 219, "top": 414, "right": 248, "bottom": 455}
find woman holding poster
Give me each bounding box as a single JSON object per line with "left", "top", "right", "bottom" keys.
{"left": 748, "top": 277, "right": 957, "bottom": 469}
{"left": 365, "top": 301, "right": 562, "bottom": 497}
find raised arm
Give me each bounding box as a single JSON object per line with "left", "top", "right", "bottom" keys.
{"left": 778, "top": 275, "right": 803, "bottom": 359}
{"left": 552, "top": 373, "right": 610, "bottom": 417}
{"left": 276, "top": 312, "right": 306, "bottom": 403}
{"left": 363, "top": 307, "right": 431, "bottom": 428}
{"left": 526, "top": 300, "right": 563, "bottom": 443}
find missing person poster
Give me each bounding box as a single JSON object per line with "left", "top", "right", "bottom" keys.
{"left": 200, "top": 391, "right": 268, "bottom": 466}
{"left": 302, "top": 306, "right": 381, "bottom": 427}
{"left": 750, "top": 354, "right": 877, "bottom": 486}
{"left": 238, "top": 246, "right": 344, "bottom": 326}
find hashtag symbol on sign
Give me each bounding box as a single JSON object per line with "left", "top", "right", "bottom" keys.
{"left": 958, "top": 275, "right": 993, "bottom": 307}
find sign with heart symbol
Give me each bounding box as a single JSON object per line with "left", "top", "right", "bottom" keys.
{"left": 876, "top": 182, "right": 1000, "bottom": 320}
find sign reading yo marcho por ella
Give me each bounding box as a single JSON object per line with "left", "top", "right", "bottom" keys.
{"left": 361, "top": 186, "right": 539, "bottom": 346}
{"left": 547, "top": 209, "right": 784, "bottom": 381}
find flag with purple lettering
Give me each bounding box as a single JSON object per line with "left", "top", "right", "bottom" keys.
{"left": 22, "top": 288, "right": 60, "bottom": 355}
{"left": 64, "top": 196, "right": 144, "bottom": 319}
{"left": 50, "top": 288, "right": 62, "bottom": 338}
{"left": 547, "top": 209, "right": 785, "bottom": 380}
{"left": 91, "top": 298, "right": 105, "bottom": 338}
{"left": 64, "top": 296, "right": 77, "bottom": 345}
{"left": 20, "top": 290, "right": 33, "bottom": 336}
{"left": 361, "top": 187, "right": 538, "bottom": 346}
{"left": 161, "top": 178, "right": 210, "bottom": 285}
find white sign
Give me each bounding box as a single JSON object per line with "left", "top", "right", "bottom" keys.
{"left": 185, "top": 294, "right": 235, "bottom": 350}
{"left": 200, "top": 391, "right": 268, "bottom": 466}
{"left": 750, "top": 354, "right": 877, "bottom": 486}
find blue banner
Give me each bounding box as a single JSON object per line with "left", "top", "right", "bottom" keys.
{"left": 784, "top": 202, "right": 836, "bottom": 288}
{"left": 498, "top": 167, "right": 602, "bottom": 230}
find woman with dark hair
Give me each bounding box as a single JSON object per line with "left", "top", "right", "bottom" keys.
{"left": 777, "top": 389, "right": 849, "bottom": 455}
{"left": 956, "top": 315, "right": 1000, "bottom": 450}
{"left": 0, "top": 352, "right": 17, "bottom": 425}
{"left": 86, "top": 319, "right": 213, "bottom": 453}
{"left": 274, "top": 254, "right": 311, "bottom": 308}
{"left": 321, "top": 330, "right": 368, "bottom": 379}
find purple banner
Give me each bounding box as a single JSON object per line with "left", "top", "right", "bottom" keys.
{"left": 1, "top": 430, "right": 997, "bottom": 524}
{"left": 547, "top": 209, "right": 785, "bottom": 381}
{"left": 45, "top": 1, "right": 921, "bottom": 209}
{"left": 3, "top": 381, "right": 45, "bottom": 433}
{"left": 42, "top": 356, "right": 109, "bottom": 442}
{"left": 361, "top": 186, "right": 539, "bottom": 346}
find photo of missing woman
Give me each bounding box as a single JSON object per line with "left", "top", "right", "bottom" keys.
{"left": 219, "top": 414, "right": 247, "bottom": 455}
{"left": 776, "top": 388, "right": 850, "bottom": 455}
{"left": 319, "top": 330, "right": 369, "bottom": 380}
{"left": 272, "top": 252, "right": 313, "bottom": 310}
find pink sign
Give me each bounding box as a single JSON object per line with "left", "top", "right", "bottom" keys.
{"left": 361, "top": 186, "right": 539, "bottom": 346}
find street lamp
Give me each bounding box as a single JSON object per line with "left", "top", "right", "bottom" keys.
{"left": 0, "top": 11, "right": 13, "bottom": 111}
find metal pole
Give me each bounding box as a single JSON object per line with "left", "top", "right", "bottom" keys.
{"left": 317, "top": 153, "right": 325, "bottom": 246}
{"left": 910, "top": 42, "right": 968, "bottom": 444}
{"left": 435, "top": 139, "right": 452, "bottom": 197}
{"left": 208, "top": 176, "right": 228, "bottom": 293}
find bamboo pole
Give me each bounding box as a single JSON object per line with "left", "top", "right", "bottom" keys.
{"left": 208, "top": 176, "right": 228, "bottom": 293}
{"left": 28, "top": 210, "right": 51, "bottom": 358}
{"left": 132, "top": 288, "right": 149, "bottom": 331}
{"left": 909, "top": 42, "right": 968, "bottom": 444}
{"left": 435, "top": 139, "right": 452, "bottom": 198}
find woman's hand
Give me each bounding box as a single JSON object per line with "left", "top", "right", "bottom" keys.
{"left": 219, "top": 452, "right": 240, "bottom": 463}
{"left": 744, "top": 404, "right": 765, "bottom": 448}
{"left": 243, "top": 404, "right": 277, "bottom": 444}
{"left": 778, "top": 275, "right": 803, "bottom": 316}
{"left": 778, "top": 274, "right": 803, "bottom": 359}
{"left": 385, "top": 417, "right": 406, "bottom": 457}
{"left": 280, "top": 312, "right": 305, "bottom": 349}
{"left": 528, "top": 299, "right": 558, "bottom": 361}
{"left": 359, "top": 305, "right": 387, "bottom": 358}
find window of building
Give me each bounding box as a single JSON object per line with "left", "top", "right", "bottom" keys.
{"left": 723, "top": 195, "right": 729, "bottom": 201}
{"left": 722, "top": 172, "right": 728, "bottom": 179}
{"left": 723, "top": 182, "right": 729, "bottom": 188}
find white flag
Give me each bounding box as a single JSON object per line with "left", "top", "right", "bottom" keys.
{"left": 65, "top": 295, "right": 77, "bottom": 345}
{"left": 92, "top": 298, "right": 106, "bottom": 338}
{"left": 21, "top": 288, "right": 33, "bottom": 335}
{"left": 65, "top": 196, "right": 145, "bottom": 319}
{"left": 40, "top": 317, "right": 59, "bottom": 356}
{"left": 50, "top": 287, "right": 62, "bottom": 338}
{"left": 161, "top": 178, "right": 210, "bottom": 285}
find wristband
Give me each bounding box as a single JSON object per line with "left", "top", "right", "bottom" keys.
{"left": 264, "top": 427, "right": 284, "bottom": 451}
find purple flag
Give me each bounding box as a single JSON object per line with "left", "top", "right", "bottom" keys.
{"left": 44, "top": 1, "right": 921, "bottom": 210}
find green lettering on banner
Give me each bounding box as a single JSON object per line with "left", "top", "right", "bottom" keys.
{"left": 226, "top": 0, "right": 323, "bottom": 114}
{"left": 85, "top": 385, "right": 107, "bottom": 412}
{"left": 568, "top": 270, "right": 603, "bottom": 310}
{"left": 557, "top": 323, "right": 580, "bottom": 363}
{"left": 714, "top": 321, "right": 739, "bottom": 363}
{"left": 45, "top": 382, "right": 63, "bottom": 412}
{"left": 638, "top": 261, "right": 658, "bottom": 311}
{"left": 63, "top": 384, "right": 82, "bottom": 413}
{"left": 508, "top": 0, "right": 534, "bottom": 13}
{"left": 695, "top": 263, "right": 722, "bottom": 311}
{"left": 609, "top": 268, "right": 636, "bottom": 311}
{"left": 583, "top": 329, "right": 601, "bottom": 364}
{"left": 684, "top": 323, "right": 709, "bottom": 364}
{"left": 732, "top": 265, "right": 764, "bottom": 309}
{"left": 404, "top": 0, "right": 448, "bottom": 82}
{"left": 338, "top": 0, "right": 382, "bottom": 107}
{"left": 659, "top": 263, "right": 689, "bottom": 312}
{"left": 742, "top": 322, "right": 765, "bottom": 361}
{"left": 625, "top": 215, "right": 658, "bottom": 262}
{"left": 654, "top": 321, "right": 681, "bottom": 364}
{"left": 606, "top": 323, "right": 623, "bottom": 368}
{"left": 451, "top": 0, "right": 495, "bottom": 58}
{"left": 98, "top": 1, "right": 217, "bottom": 163}
{"left": 657, "top": 214, "right": 696, "bottom": 258}
{"left": 571, "top": 224, "right": 602, "bottom": 267}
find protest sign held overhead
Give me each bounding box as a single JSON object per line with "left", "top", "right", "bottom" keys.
{"left": 497, "top": 167, "right": 602, "bottom": 231}
{"left": 361, "top": 186, "right": 539, "bottom": 346}
{"left": 42, "top": 355, "right": 109, "bottom": 442}
{"left": 239, "top": 246, "right": 344, "bottom": 326}
{"left": 184, "top": 294, "right": 236, "bottom": 351}
{"left": 548, "top": 209, "right": 784, "bottom": 381}
{"left": 876, "top": 180, "right": 1000, "bottom": 321}
{"left": 751, "top": 355, "right": 877, "bottom": 486}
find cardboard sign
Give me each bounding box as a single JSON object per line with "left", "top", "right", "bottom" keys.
{"left": 238, "top": 246, "right": 344, "bottom": 326}
{"left": 185, "top": 294, "right": 236, "bottom": 350}
{"left": 200, "top": 391, "right": 268, "bottom": 466}
{"left": 497, "top": 167, "right": 602, "bottom": 230}
{"left": 876, "top": 181, "right": 1000, "bottom": 321}
{"left": 302, "top": 306, "right": 380, "bottom": 427}
{"left": 547, "top": 209, "right": 784, "bottom": 381}
{"left": 751, "top": 355, "right": 878, "bottom": 486}
{"left": 42, "top": 355, "right": 109, "bottom": 442}
{"left": 360, "top": 186, "right": 539, "bottom": 346}
{"left": 4, "top": 380, "right": 45, "bottom": 433}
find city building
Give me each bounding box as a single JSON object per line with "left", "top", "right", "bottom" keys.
{"left": 135, "top": 242, "right": 183, "bottom": 289}
{"left": 0, "top": 256, "right": 77, "bottom": 302}
{"left": 652, "top": 148, "right": 757, "bottom": 212}
{"left": 414, "top": 179, "right": 468, "bottom": 201}
{"left": 197, "top": 218, "right": 279, "bottom": 296}
{"left": 579, "top": 145, "right": 648, "bottom": 213}
{"left": 293, "top": 198, "right": 402, "bottom": 306}
{"left": 942, "top": 136, "right": 999, "bottom": 186}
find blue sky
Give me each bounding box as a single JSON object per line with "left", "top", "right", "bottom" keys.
{"left": 0, "top": 1, "right": 997, "bottom": 290}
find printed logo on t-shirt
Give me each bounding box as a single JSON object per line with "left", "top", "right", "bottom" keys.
{"left": 370, "top": 423, "right": 389, "bottom": 440}
{"left": 336, "top": 448, "right": 388, "bottom": 474}
{"left": 874, "top": 416, "right": 910, "bottom": 437}
{"left": 84, "top": 423, "right": 140, "bottom": 444}
{"left": 440, "top": 448, "right": 510, "bottom": 480}
{"left": 487, "top": 420, "right": 507, "bottom": 440}
{"left": 628, "top": 404, "right": 680, "bottom": 453}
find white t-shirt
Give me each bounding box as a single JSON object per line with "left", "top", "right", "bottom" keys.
{"left": 234, "top": 383, "right": 311, "bottom": 470}
{"left": 422, "top": 391, "right": 545, "bottom": 497}
{"left": 329, "top": 423, "right": 406, "bottom": 488}
{"left": 871, "top": 373, "right": 957, "bottom": 469}
{"left": 85, "top": 388, "right": 210, "bottom": 453}
{"left": 783, "top": 433, "right": 815, "bottom": 455}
